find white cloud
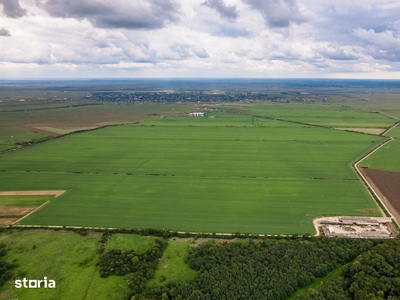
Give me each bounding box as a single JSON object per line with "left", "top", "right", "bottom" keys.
{"left": 0, "top": 0, "right": 400, "bottom": 78}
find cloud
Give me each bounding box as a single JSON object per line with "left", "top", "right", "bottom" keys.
{"left": 243, "top": 0, "right": 311, "bottom": 28}
{"left": 316, "top": 47, "right": 359, "bottom": 61}
{"left": 40, "top": 0, "right": 180, "bottom": 30}
{"left": 353, "top": 28, "right": 400, "bottom": 62}
{"left": 202, "top": 0, "right": 238, "bottom": 21}
{"left": 170, "top": 43, "right": 209, "bottom": 59}
{"left": 0, "top": 27, "right": 11, "bottom": 36}
{"left": 0, "top": 0, "right": 26, "bottom": 18}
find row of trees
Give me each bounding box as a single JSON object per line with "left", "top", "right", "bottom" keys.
{"left": 7, "top": 225, "right": 304, "bottom": 240}
{"left": 299, "top": 238, "right": 400, "bottom": 300}
{"left": 0, "top": 243, "right": 16, "bottom": 288}
{"left": 139, "top": 238, "right": 375, "bottom": 300}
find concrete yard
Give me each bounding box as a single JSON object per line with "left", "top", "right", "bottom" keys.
{"left": 314, "top": 216, "right": 398, "bottom": 239}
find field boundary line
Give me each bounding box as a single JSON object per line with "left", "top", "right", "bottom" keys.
{"left": 5, "top": 225, "right": 306, "bottom": 239}
{"left": 13, "top": 201, "right": 51, "bottom": 224}
{"left": 379, "top": 111, "right": 400, "bottom": 121}
{"left": 252, "top": 114, "right": 328, "bottom": 129}
{"left": 381, "top": 121, "right": 400, "bottom": 136}
{"left": 1, "top": 190, "right": 67, "bottom": 224}
{"left": 353, "top": 137, "right": 395, "bottom": 220}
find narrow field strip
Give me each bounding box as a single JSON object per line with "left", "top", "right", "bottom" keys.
{"left": 0, "top": 190, "right": 66, "bottom": 197}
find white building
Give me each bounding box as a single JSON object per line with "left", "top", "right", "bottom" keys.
{"left": 190, "top": 112, "right": 204, "bottom": 117}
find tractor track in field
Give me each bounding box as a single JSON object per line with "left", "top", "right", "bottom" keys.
{"left": 0, "top": 190, "right": 66, "bottom": 225}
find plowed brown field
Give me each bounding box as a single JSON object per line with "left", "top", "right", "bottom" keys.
{"left": 360, "top": 167, "right": 400, "bottom": 222}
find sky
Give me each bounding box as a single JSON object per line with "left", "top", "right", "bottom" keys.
{"left": 1, "top": 0, "right": 400, "bottom": 79}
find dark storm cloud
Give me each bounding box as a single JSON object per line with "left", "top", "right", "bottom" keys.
{"left": 0, "top": 27, "right": 11, "bottom": 36}
{"left": 40, "top": 0, "right": 180, "bottom": 30}
{"left": 202, "top": 0, "right": 238, "bottom": 21}
{"left": 0, "top": 0, "right": 26, "bottom": 18}
{"left": 243, "top": 0, "right": 310, "bottom": 28}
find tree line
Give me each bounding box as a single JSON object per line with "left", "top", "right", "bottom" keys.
{"left": 298, "top": 238, "right": 400, "bottom": 300}
{"left": 138, "top": 238, "right": 375, "bottom": 300}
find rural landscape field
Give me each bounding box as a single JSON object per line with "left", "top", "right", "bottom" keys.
{"left": 3, "top": 0, "right": 400, "bottom": 298}
{"left": 0, "top": 89, "right": 394, "bottom": 234}
{"left": 1, "top": 79, "right": 400, "bottom": 299}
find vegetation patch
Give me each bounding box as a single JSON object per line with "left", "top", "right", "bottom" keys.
{"left": 297, "top": 239, "right": 400, "bottom": 299}
{"left": 140, "top": 238, "right": 374, "bottom": 300}
{"left": 147, "top": 239, "right": 197, "bottom": 287}
{"left": 106, "top": 234, "right": 156, "bottom": 253}
{"left": 33, "top": 126, "right": 99, "bottom": 135}
{"left": 335, "top": 127, "right": 386, "bottom": 135}
{"left": 0, "top": 229, "right": 128, "bottom": 300}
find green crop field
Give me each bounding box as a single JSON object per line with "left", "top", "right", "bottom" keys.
{"left": 246, "top": 103, "right": 395, "bottom": 128}
{"left": 0, "top": 126, "right": 50, "bottom": 152}
{"left": 386, "top": 124, "right": 400, "bottom": 140}
{"left": 359, "top": 139, "right": 400, "bottom": 172}
{"left": 0, "top": 195, "right": 53, "bottom": 207}
{"left": 0, "top": 102, "right": 188, "bottom": 152}
{"left": 0, "top": 107, "right": 385, "bottom": 234}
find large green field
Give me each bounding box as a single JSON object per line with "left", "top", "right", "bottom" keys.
{"left": 357, "top": 121, "right": 400, "bottom": 172}
{"left": 246, "top": 103, "right": 395, "bottom": 128}
{"left": 359, "top": 139, "right": 400, "bottom": 172}
{"left": 0, "top": 102, "right": 188, "bottom": 152}
{"left": 386, "top": 123, "right": 400, "bottom": 140}
{"left": 0, "top": 108, "right": 385, "bottom": 234}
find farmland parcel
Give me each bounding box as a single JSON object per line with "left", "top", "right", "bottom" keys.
{"left": 0, "top": 110, "right": 386, "bottom": 234}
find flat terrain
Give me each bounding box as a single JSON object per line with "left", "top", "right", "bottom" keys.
{"left": 359, "top": 140, "right": 400, "bottom": 172}
{"left": 0, "top": 195, "right": 55, "bottom": 225}
{"left": 0, "top": 109, "right": 385, "bottom": 234}
{"left": 246, "top": 104, "right": 394, "bottom": 128}
{"left": 0, "top": 230, "right": 131, "bottom": 300}
{"left": 0, "top": 102, "right": 187, "bottom": 152}
{"left": 386, "top": 123, "right": 400, "bottom": 139}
